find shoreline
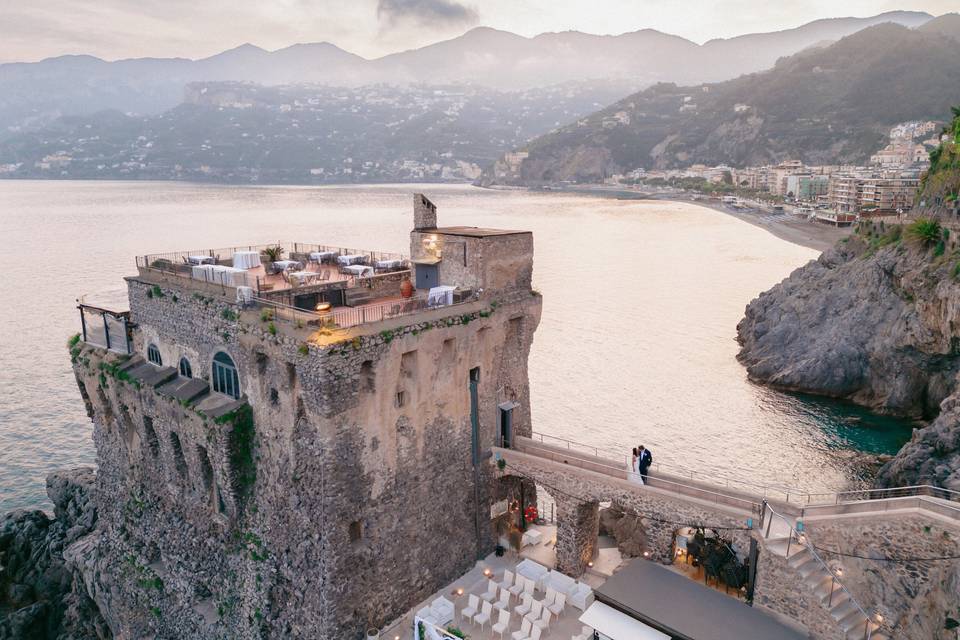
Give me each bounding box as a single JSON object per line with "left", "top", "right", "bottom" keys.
{"left": 528, "top": 184, "right": 849, "bottom": 253}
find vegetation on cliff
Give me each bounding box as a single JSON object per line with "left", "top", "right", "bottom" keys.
{"left": 737, "top": 209, "right": 960, "bottom": 489}
{"left": 916, "top": 107, "right": 960, "bottom": 217}
{"left": 483, "top": 18, "right": 960, "bottom": 184}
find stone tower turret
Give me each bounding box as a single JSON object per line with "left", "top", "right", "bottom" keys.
{"left": 413, "top": 193, "right": 437, "bottom": 230}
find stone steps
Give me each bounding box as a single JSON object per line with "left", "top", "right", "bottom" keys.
{"left": 763, "top": 529, "right": 883, "bottom": 640}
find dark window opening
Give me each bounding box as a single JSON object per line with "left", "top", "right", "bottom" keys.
{"left": 143, "top": 416, "right": 160, "bottom": 458}
{"left": 349, "top": 520, "right": 363, "bottom": 543}
{"left": 361, "top": 360, "right": 375, "bottom": 392}
{"left": 197, "top": 445, "right": 213, "bottom": 491}
{"left": 469, "top": 367, "right": 480, "bottom": 464}
{"left": 169, "top": 432, "right": 188, "bottom": 479}
{"left": 395, "top": 391, "right": 407, "bottom": 408}
{"left": 147, "top": 343, "right": 162, "bottom": 366}
{"left": 269, "top": 388, "right": 279, "bottom": 405}
{"left": 500, "top": 406, "right": 513, "bottom": 449}
{"left": 179, "top": 357, "right": 192, "bottom": 378}
{"left": 212, "top": 351, "right": 240, "bottom": 399}
{"left": 469, "top": 367, "right": 480, "bottom": 383}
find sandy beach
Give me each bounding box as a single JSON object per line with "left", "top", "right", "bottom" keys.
{"left": 541, "top": 185, "right": 848, "bottom": 252}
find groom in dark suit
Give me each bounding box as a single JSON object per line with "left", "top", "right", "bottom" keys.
{"left": 638, "top": 445, "right": 652, "bottom": 481}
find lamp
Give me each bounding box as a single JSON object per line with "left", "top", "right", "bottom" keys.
{"left": 315, "top": 302, "right": 332, "bottom": 313}
{"left": 483, "top": 568, "right": 492, "bottom": 577}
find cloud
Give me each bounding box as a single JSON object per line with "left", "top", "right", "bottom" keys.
{"left": 377, "top": 0, "right": 479, "bottom": 28}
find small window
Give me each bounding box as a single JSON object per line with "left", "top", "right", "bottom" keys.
{"left": 349, "top": 520, "right": 363, "bottom": 543}
{"left": 179, "top": 357, "right": 192, "bottom": 378}
{"left": 470, "top": 367, "right": 480, "bottom": 383}
{"left": 212, "top": 351, "right": 240, "bottom": 399}
{"left": 147, "top": 343, "right": 162, "bottom": 366}
{"left": 395, "top": 391, "right": 406, "bottom": 408}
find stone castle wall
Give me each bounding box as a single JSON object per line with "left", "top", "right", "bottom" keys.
{"left": 74, "top": 273, "right": 542, "bottom": 639}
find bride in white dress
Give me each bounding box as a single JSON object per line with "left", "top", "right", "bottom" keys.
{"left": 628, "top": 447, "right": 645, "bottom": 485}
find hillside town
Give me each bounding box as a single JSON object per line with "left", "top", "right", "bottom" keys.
{"left": 607, "top": 120, "right": 945, "bottom": 224}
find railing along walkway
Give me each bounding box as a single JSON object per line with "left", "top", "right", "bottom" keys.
{"left": 526, "top": 432, "right": 960, "bottom": 514}
{"left": 506, "top": 437, "right": 764, "bottom": 517}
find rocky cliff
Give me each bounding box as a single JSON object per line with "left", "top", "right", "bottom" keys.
{"left": 0, "top": 469, "right": 107, "bottom": 640}
{"left": 737, "top": 221, "right": 960, "bottom": 490}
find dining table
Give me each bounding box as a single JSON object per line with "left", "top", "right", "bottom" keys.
{"left": 343, "top": 265, "right": 374, "bottom": 278}
{"left": 288, "top": 270, "right": 320, "bottom": 286}
{"left": 310, "top": 251, "right": 336, "bottom": 263}
{"left": 272, "top": 260, "right": 302, "bottom": 271}
{"left": 337, "top": 254, "right": 368, "bottom": 266}
{"left": 428, "top": 285, "right": 456, "bottom": 307}
{"left": 188, "top": 255, "right": 215, "bottom": 265}
{"left": 232, "top": 251, "right": 261, "bottom": 270}
{"left": 375, "top": 258, "right": 403, "bottom": 270}
{"left": 191, "top": 264, "right": 248, "bottom": 287}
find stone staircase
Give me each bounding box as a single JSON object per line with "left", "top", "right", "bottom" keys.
{"left": 764, "top": 526, "right": 887, "bottom": 640}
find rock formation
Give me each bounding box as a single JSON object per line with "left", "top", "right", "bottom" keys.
{"left": 0, "top": 468, "right": 107, "bottom": 640}
{"left": 737, "top": 223, "right": 960, "bottom": 490}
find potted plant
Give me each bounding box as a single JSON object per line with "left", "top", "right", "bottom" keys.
{"left": 263, "top": 245, "right": 284, "bottom": 262}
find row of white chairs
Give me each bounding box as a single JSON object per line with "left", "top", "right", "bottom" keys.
{"left": 460, "top": 571, "right": 571, "bottom": 639}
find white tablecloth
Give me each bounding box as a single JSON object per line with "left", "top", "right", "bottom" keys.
{"left": 343, "top": 265, "right": 374, "bottom": 278}
{"left": 516, "top": 558, "right": 550, "bottom": 590}
{"left": 232, "top": 251, "right": 261, "bottom": 270}
{"left": 188, "top": 255, "right": 215, "bottom": 265}
{"left": 273, "top": 260, "right": 302, "bottom": 271}
{"left": 310, "top": 251, "right": 335, "bottom": 262}
{"left": 375, "top": 259, "right": 402, "bottom": 269}
{"left": 337, "top": 254, "right": 367, "bottom": 266}
{"left": 289, "top": 270, "right": 319, "bottom": 286}
{"left": 522, "top": 529, "right": 543, "bottom": 547}
{"left": 192, "top": 264, "right": 248, "bottom": 287}
{"left": 428, "top": 285, "right": 455, "bottom": 307}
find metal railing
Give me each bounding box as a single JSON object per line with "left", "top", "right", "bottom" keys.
{"left": 137, "top": 242, "right": 407, "bottom": 272}
{"left": 528, "top": 431, "right": 960, "bottom": 509}
{"left": 763, "top": 503, "right": 880, "bottom": 640}
{"left": 529, "top": 431, "right": 808, "bottom": 506}
{"left": 509, "top": 441, "right": 763, "bottom": 516}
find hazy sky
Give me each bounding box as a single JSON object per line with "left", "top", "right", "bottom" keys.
{"left": 1, "top": 0, "right": 957, "bottom": 63}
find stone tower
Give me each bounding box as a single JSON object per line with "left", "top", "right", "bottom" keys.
{"left": 69, "top": 194, "right": 542, "bottom": 639}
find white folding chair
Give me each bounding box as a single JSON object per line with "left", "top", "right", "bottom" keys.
{"left": 573, "top": 625, "right": 593, "bottom": 640}
{"left": 511, "top": 618, "right": 532, "bottom": 640}
{"left": 547, "top": 591, "right": 566, "bottom": 617}
{"left": 515, "top": 592, "right": 534, "bottom": 617}
{"left": 533, "top": 608, "right": 551, "bottom": 632}
{"left": 508, "top": 572, "right": 526, "bottom": 597}
{"left": 494, "top": 588, "right": 511, "bottom": 612}
{"left": 481, "top": 579, "right": 499, "bottom": 603}
{"left": 474, "top": 600, "right": 493, "bottom": 632}
{"left": 523, "top": 600, "right": 543, "bottom": 627}
{"left": 543, "top": 586, "right": 557, "bottom": 608}
{"left": 492, "top": 609, "right": 511, "bottom": 640}
{"left": 523, "top": 577, "right": 536, "bottom": 597}
{"left": 461, "top": 593, "right": 479, "bottom": 624}
{"left": 528, "top": 626, "right": 542, "bottom": 640}
{"left": 499, "top": 569, "right": 515, "bottom": 592}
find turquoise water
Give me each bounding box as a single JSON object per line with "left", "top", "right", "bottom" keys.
{"left": 0, "top": 181, "right": 917, "bottom": 511}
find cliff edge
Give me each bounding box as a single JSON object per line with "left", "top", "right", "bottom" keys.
{"left": 737, "top": 220, "right": 960, "bottom": 489}
{"left": 0, "top": 468, "right": 107, "bottom": 640}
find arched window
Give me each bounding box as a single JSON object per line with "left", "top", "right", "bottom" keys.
{"left": 147, "top": 343, "right": 162, "bottom": 366}
{"left": 179, "top": 357, "right": 193, "bottom": 378}
{"left": 212, "top": 352, "right": 240, "bottom": 399}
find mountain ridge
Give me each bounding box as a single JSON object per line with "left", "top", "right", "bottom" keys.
{"left": 0, "top": 11, "right": 937, "bottom": 135}
{"left": 481, "top": 19, "right": 960, "bottom": 184}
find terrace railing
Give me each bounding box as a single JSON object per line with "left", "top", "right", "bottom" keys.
{"left": 137, "top": 242, "right": 407, "bottom": 272}
{"left": 252, "top": 294, "right": 472, "bottom": 331}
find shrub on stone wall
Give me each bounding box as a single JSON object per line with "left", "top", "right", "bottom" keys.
{"left": 220, "top": 405, "right": 256, "bottom": 506}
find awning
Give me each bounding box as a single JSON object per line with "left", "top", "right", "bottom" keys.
{"left": 579, "top": 601, "right": 671, "bottom": 640}
{"left": 412, "top": 257, "right": 441, "bottom": 265}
